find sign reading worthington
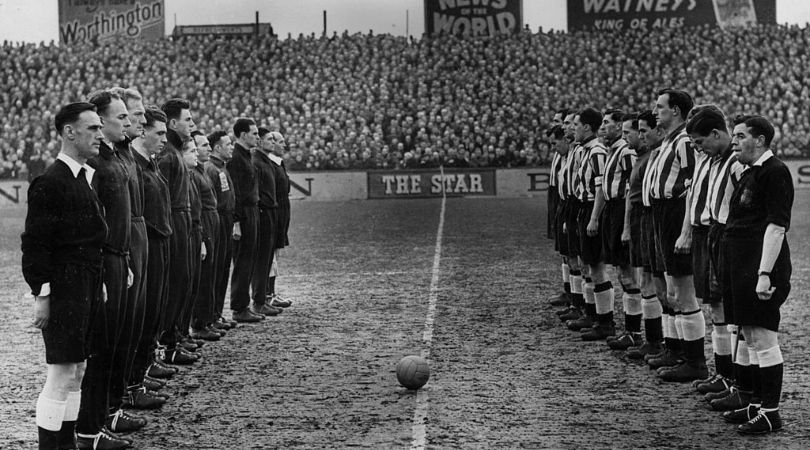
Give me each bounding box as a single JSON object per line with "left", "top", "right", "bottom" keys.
{"left": 424, "top": 0, "right": 523, "bottom": 36}
{"left": 59, "top": 0, "right": 165, "bottom": 45}
{"left": 567, "top": 0, "right": 776, "bottom": 31}
{"left": 368, "top": 169, "right": 496, "bottom": 198}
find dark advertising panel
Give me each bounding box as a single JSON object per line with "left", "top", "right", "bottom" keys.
{"left": 368, "top": 169, "right": 497, "bottom": 199}
{"left": 59, "top": 0, "right": 165, "bottom": 45}
{"left": 567, "top": 0, "right": 776, "bottom": 31}
{"left": 425, "top": 0, "right": 523, "bottom": 36}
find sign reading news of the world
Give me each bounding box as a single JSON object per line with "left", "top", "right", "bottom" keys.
{"left": 59, "top": 0, "right": 165, "bottom": 45}
{"left": 425, "top": 0, "right": 523, "bottom": 36}
{"left": 568, "top": 0, "right": 776, "bottom": 31}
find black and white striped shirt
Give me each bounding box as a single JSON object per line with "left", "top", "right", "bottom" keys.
{"left": 603, "top": 138, "right": 636, "bottom": 200}
{"left": 707, "top": 149, "right": 746, "bottom": 225}
{"left": 651, "top": 124, "right": 695, "bottom": 200}
{"left": 576, "top": 137, "right": 607, "bottom": 202}
{"left": 689, "top": 152, "right": 713, "bottom": 226}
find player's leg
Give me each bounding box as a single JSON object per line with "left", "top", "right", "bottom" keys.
{"left": 608, "top": 264, "right": 642, "bottom": 349}
{"left": 659, "top": 274, "right": 708, "bottom": 382}
{"left": 733, "top": 326, "right": 783, "bottom": 434}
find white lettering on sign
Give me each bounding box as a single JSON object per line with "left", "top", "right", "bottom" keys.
{"left": 382, "top": 174, "right": 422, "bottom": 195}
{"left": 430, "top": 174, "right": 485, "bottom": 194}
{"left": 584, "top": 0, "right": 696, "bottom": 14}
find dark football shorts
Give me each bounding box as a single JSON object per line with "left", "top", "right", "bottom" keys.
{"left": 548, "top": 189, "right": 559, "bottom": 242}
{"left": 556, "top": 198, "right": 569, "bottom": 256}
{"left": 691, "top": 225, "right": 719, "bottom": 303}
{"left": 723, "top": 235, "right": 791, "bottom": 332}
{"left": 628, "top": 203, "right": 645, "bottom": 270}
{"left": 566, "top": 199, "right": 582, "bottom": 259}
{"left": 601, "top": 198, "right": 629, "bottom": 267}
{"left": 577, "top": 200, "right": 603, "bottom": 266}
{"left": 42, "top": 263, "right": 104, "bottom": 364}
{"left": 652, "top": 198, "right": 692, "bottom": 277}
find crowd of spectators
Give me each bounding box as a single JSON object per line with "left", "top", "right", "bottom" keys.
{"left": 2, "top": 23, "right": 810, "bottom": 179}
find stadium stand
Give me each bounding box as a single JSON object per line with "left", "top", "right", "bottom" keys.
{"left": 1, "top": 24, "right": 809, "bottom": 178}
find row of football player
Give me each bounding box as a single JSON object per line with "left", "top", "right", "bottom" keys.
{"left": 542, "top": 89, "right": 794, "bottom": 436}
{"left": 25, "top": 90, "right": 293, "bottom": 449}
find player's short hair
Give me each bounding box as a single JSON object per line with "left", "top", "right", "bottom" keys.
{"left": 208, "top": 130, "right": 228, "bottom": 147}
{"left": 258, "top": 127, "right": 272, "bottom": 138}
{"left": 161, "top": 98, "right": 191, "bottom": 121}
{"left": 578, "top": 108, "right": 603, "bottom": 133}
{"left": 638, "top": 110, "right": 656, "bottom": 129}
{"left": 657, "top": 88, "right": 693, "bottom": 120}
{"left": 555, "top": 108, "right": 570, "bottom": 119}
{"left": 87, "top": 89, "right": 122, "bottom": 116}
{"left": 546, "top": 125, "right": 565, "bottom": 139}
{"left": 110, "top": 87, "right": 143, "bottom": 105}
{"left": 621, "top": 113, "right": 639, "bottom": 130}
{"left": 686, "top": 106, "right": 727, "bottom": 136}
{"left": 144, "top": 105, "right": 167, "bottom": 129}
{"left": 233, "top": 117, "right": 256, "bottom": 139}
{"left": 55, "top": 102, "right": 97, "bottom": 135}
{"left": 604, "top": 108, "right": 625, "bottom": 123}
{"left": 733, "top": 114, "right": 775, "bottom": 147}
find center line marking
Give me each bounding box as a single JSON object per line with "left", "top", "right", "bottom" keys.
{"left": 411, "top": 167, "right": 447, "bottom": 450}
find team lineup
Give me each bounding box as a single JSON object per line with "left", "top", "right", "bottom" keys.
{"left": 545, "top": 88, "right": 794, "bottom": 437}
{"left": 19, "top": 86, "right": 796, "bottom": 448}
{"left": 22, "top": 91, "right": 292, "bottom": 449}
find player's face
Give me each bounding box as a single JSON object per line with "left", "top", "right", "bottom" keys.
{"left": 182, "top": 139, "right": 198, "bottom": 168}
{"left": 552, "top": 112, "right": 563, "bottom": 125}
{"left": 260, "top": 133, "right": 274, "bottom": 151}
{"left": 573, "top": 115, "right": 589, "bottom": 142}
{"left": 622, "top": 120, "right": 640, "bottom": 149}
{"left": 563, "top": 114, "right": 576, "bottom": 141}
{"left": 653, "top": 94, "right": 676, "bottom": 129}
{"left": 271, "top": 134, "right": 286, "bottom": 156}
{"left": 218, "top": 135, "right": 234, "bottom": 160}
{"left": 689, "top": 128, "right": 725, "bottom": 157}
{"left": 195, "top": 135, "right": 212, "bottom": 162}
{"left": 602, "top": 116, "right": 622, "bottom": 143}
{"left": 125, "top": 99, "right": 146, "bottom": 140}
{"left": 143, "top": 121, "right": 167, "bottom": 155}
{"left": 172, "top": 109, "right": 195, "bottom": 140}
{"left": 72, "top": 111, "right": 105, "bottom": 159}
{"left": 242, "top": 125, "right": 259, "bottom": 148}
{"left": 101, "top": 98, "right": 131, "bottom": 143}
{"left": 732, "top": 123, "right": 762, "bottom": 165}
{"left": 554, "top": 137, "right": 569, "bottom": 156}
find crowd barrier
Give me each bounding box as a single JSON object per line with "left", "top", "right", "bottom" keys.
{"left": 2, "top": 160, "right": 810, "bottom": 207}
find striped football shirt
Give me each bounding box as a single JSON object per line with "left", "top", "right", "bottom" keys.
{"left": 603, "top": 138, "right": 637, "bottom": 200}
{"left": 549, "top": 152, "right": 562, "bottom": 188}
{"left": 707, "top": 149, "right": 746, "bottom": 224}
{"left": 650, "top": 123, "right": 696, "bottom": 200}
{"left": 641, "top": 146, "right": 661, "bottom": 207}
{"left": 576, "top": 137, "right": 608, "bottom": 202}
{"left": 689, "top": 151, "right": 713, "bottom": 226}
{"left": 566, "top": 143, "right": 585, "bottom": 201}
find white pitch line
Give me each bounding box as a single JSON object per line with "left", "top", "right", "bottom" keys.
{"left": 411, "top": 168, "right": 447, "bottom": 450}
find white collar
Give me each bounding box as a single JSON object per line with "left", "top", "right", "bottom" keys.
{"left": 752, "top": 149, "right": 773, "bottom": 167}
{"left": 610, "top": 138, "right": 627, "bottom": 151}
{"left": 268, "top": 153, "right": 283, "bottom": 165}
{"left": 57, "top": 152, "right": 95, "bottom": 186}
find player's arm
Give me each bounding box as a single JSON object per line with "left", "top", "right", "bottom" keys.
{"left": 587, "top": 151, "right": 606, "bottom": 237}
{"left": 21, "top": 178, "right": 60, "bottom": 329}
{"left": 674, "top": 186, "right": 693, "bottom": 254}
{"left": 621, "top": 182, "right": 632, "bottom": 244}
{"left": 756, "top": 165, "right": 794, "bottom": 300}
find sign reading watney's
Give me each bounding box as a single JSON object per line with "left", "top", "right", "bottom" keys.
{"left": 367, "top": 169, "right": 496, "bottom": 198}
